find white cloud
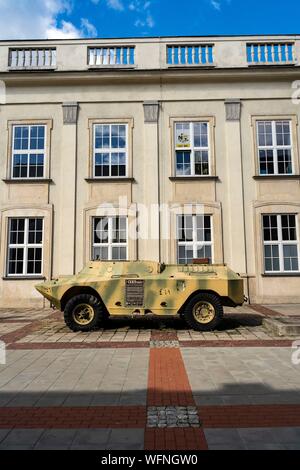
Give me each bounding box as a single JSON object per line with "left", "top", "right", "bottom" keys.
{"left": 128, "top": 0, "right": 151, "bottom": 11}
{"left": 47, "top": 20, "right": 81, "bottom": 39}
{"left": 106, "top": 0, "right": 124, "bottom": 10}
{"left": 209, "top": 0, "right": 233, "bottom": 11}
{"left": 210, "top": 0, "right": 221, "bottom": 10}
{"left": 91, "top": 0, "right": 155, "bottom": 31}
{"left": 130, "top": 1, "right": 154, "bottom": 29}
{"left": 80, "top": 18, "right": 98, "bottom": 37}
{"left": 0, "top": 0, "right": 97, "bottom": 39}
{"left": 146, "top": 13, "right": 154, "bottom": 28}
{"left": 134, "top": 19, "right": 145, "bottom": 27}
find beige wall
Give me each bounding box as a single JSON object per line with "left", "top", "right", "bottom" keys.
{"left": 1, "top": 37, "right": 300, "bottom": 306}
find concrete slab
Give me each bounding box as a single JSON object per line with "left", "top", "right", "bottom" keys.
{"left": 182, "top": 347, "right": 300, "bottom": 405}
{"left": 34, "top": 429, "right": 77, "bottom": 450}
{"left": 0, "top": 429, "right": 45, "bottom": 449}
{"left": 266, "top": 304, "right": 300, "bottom": 317}
{"left": 204, "top": 427, "right": 300, "bottom": 450}
{"left": 263, "top": 316, "right": 300, "bottom": 336}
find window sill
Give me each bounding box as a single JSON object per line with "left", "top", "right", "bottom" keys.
{"left": 2, "top": 178, "right": 53, "bottom": 184}
{"left": 88, "top": 65, "right": 136, "bottom": 70}
{"left": 253, "top": 175, "right": 300, "bottom": 180}
{"left": 248, "top": 62, "right": 296, "bottom": 67}
{"left": 8, "top": 67, "right": 57, "bottom": 72}
{"left": 85, "top": 177, "right": 135, "bottom": 183}
{"left": 2, "top": 276, "right": 46, "bottom": 281}
{"left": 261, "top": 273, "right": 300, "bottom": 277}
{"left": 167, "top": 64, "right": 216, "bottom": 69}
{"left": 169, "top": 176, "right": 219, "bottom": 181}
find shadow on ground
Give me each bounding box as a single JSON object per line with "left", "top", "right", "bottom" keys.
{"left": 98, "top": 313, "right": 263, "bottom": 332}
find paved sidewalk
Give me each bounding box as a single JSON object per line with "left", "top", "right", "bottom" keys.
{"left": 0, "top": 304, "right": 299, "bottom": 450}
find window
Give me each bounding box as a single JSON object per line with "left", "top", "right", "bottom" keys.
{"left": 263, "top": 214, "right": 299, "bottom": 273}
{"left": 92, "top": 216, "right": 127, "bottom": 260}
{"left": 12, "top": 125, "right": 46, "bottom": 178}
{"left": 256, "top": 120, "right": 293, "bottom": 175}
{"left": 167, "top": 44, "right": 214, "bottom": 66}
{"left": 177, "top": 215, "right": 212, "bottom": 264}
{"left": 88, "top": 47, "right": 135, "bottom": 66}
{"left": 247, "top": 43, "right": 294, "bottom": 65}
{"left": 7, "top": 218, "right": 43, "bottom": 276}
{"left": 175, "top": 122, "right": 210, "bottom": 176}
{"left": 93, "top": 124, "right": 127, "bottom": 177}
{"left": 9, "top": 48, "right": 56, "bottom": 69}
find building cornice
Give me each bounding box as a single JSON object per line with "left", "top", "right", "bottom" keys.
{"left": 1, "top": 66, "right": 300, "bottom": 85}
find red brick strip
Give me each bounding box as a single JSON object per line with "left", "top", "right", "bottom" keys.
{"left": 0, "top": 311, "right": 61, "bottom": 345}
{"left": 145, "top": 347, "right": 208, "bottom": 450}
{"left": 8, "top": 341, "right": 149, "bottom": 350}
{"left": 0, "top": 406, "right": 146, "bottom": 429}
{"left": 147, "top": 348, "right": 195, "bottom": 406}
{"left": 249, "top": 304, "right": 284, "bottom": 317}
{"left": 199, "top": 404, "right": 300, "bottom": 428}
{"left": 7, "top": 339, "right": 294, "bottom": 350}
{"left": 144, "top": 428, "right": 208, "bottom": 450}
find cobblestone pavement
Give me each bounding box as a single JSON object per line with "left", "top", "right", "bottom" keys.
{"left": 0, "top": 304, "right": 299, "bottom": 450}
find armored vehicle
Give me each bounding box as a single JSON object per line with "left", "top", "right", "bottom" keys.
{"left": 36, "top": 261, "right": 244, "bottom": 332}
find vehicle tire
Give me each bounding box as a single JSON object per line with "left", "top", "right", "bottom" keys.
{"left": 183, "top": 292, "right": 223, "bottom": 331}
{"left": 64, "top": 294, "right": 106, "bottom": 332}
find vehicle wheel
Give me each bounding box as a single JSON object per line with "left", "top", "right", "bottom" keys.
{"left": 64, "top": 294, "right": 106, "bottom": 332}
{"left": 183, "top": 292, "right": 223, "bottom": 331}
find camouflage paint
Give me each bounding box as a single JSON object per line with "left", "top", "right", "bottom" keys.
{"left": 35, "top": 261, "right": 244, "bottom": 315}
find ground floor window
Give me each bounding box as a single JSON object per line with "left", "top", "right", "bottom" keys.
{"left": 263, "top": 214, "right": 299, "bottom": 273}
{"left": 177, "top": 214, "right": 212, "bottom": 264}
{"left": 7, "top": 217, "right": 43, "bottom": 276}
{"left": 92, "top": 216, "right": 127, "bottom": 260}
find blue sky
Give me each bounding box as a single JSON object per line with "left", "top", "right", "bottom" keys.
{"left": 0, "top": 0, "right": 299, "bottom": 39}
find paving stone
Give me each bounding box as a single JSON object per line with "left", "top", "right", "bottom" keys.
{"left": 0, "top": 429, "right": 45, "bottom": 448}
{"left": 71, "top": 429, "right": 111, "bottom": 446}
{"left": 108, "top": 429, "right": 144, "bottom": 447}
{"left": 150, "top": 340, "right": 179, "bottom": 348}
{"left": 204, "top": 428, "right": 243, "bottom": 446}
{"left": 270, "top": 427, "right": 300, "bottom": 444}
{"left": 147, "top": 406, "right": 200, "bottom": 427}
{"left": 0, "top": 429, "right": 11, "bottom": 443}
{"left": 238, "top": 428, "right": 277, "bottom": 444}
{"left": 246, "top": 443, "right": 286, "bottom": 450}
{"left": 208, "top": 443, "right": 247, "bottom": 450}
{"left": 34, "top": 429, "right": 77, "bottom": 449}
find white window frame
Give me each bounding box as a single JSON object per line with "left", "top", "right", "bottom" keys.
{"left": 176, "top": 214, "right": 214, "bottom": 263}
{"left": 174, "top": 121, "right": 211, "bottom": 177}
{"left": 7, "top": 217, "right": 44, "bottom": 277}
{"left": 257, "top": 120, "right": 294, "bottom": 175}
{"left": 93, "top": 123, "right": 128, "bottom": 178}
{"left": 263, "top": 214, "right": 300, "bottom": 273}
{"left": 11, "top": 124, "right": 47, "bottom": 179}
{"left": 92, "top": 216, "right": 128, "bottom": 260}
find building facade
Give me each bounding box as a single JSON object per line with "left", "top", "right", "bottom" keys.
{"left": 0, "top": 35, "right": 300, "bottom": 307}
